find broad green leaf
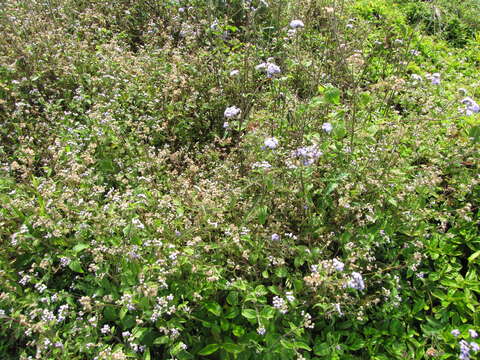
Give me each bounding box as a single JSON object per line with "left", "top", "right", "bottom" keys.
{"left": 153, "top": 336, "right": 169, "bottom": 345}
{"left": 222, "top": 342, "right": 242, "bottom": 354}
{"left": 103, "top": 306, "right": 117, "bottom": 321}
{"left": 260, "top": 306, "right": 276, "bottom": 320}
{"left": 232, "top": 325, "right": 245, "bottom": 337}
{"left": 324, "top": 87, "right": 341, "bottom": 105}
{"left": 241, "top": 309, "right": 257, "bottom": 320}
{"left": 68, "top": 260, "right": 84, "bottom": 273}
{"left": 204, "top": 302, "right": 222, "bottom": 317}
{"left": 470, "top": 125, "right": 480, "bottom": 143}
{"left": 226, "top": 291, "right": 238, "bottom": 306}
{"left": 224, "top": 307, "right": 239, "bottom": 319}
{"left": 72, "top": 243, "right": 90, "bottom": 253}
{"left": 198, "top": 344, "right": 220, "bottom": 356}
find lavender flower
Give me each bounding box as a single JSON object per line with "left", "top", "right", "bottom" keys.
{"left": 257, "top": 327, "right": 266, "bottom": 335}
{"left": 411, "top": 74, "right": 422, "bottom": 82}
{"left": 469, "top": 329, "right": 478, "bottom": 338}
{"left": 100, "top": 324, "right": 111, "bottom": 334}
{"left": 459, "top": 340, "right": 471, "bottom": 360}
{"left": 289, "top": 20, "right": 304, "bottom": 29}
{"left": 471, "top": 342, "right": 479, "bottom": 352}
{"left": 264, "top": 137, "right": 279, "bottom": 149}
{"left": 452, "top": 329, "right": 461, "bottom": 337}
{"left": 266, "top": 63, "right": 281, "bottom": 78}
{"left": 347, "top": 272, "right": 365, "bottom": 291}
{"left": 332, "top": 259, "right": 345, "bottom": 272}
{"left": 461, "top": 97, "right": 479, "bottom": 116}
{"left": 256, "top": 61, "right": 281, "bottom": 78}
{"left": 255, "top": 62, "right": 268, "bottom": 71}
{"left": 427, "top": 73, "right": 441, "bottom": 85}
{"left": 292, "top": 145, "right": 322, "bottom": 166}
{"left": 271, "top": 233, "right": 280, "bottom": 241}
{"left": 322, "top": 122, "right": 333, "bottom": 133}
{"left": 224, "top": 106, "right": 241, "bottom": 118}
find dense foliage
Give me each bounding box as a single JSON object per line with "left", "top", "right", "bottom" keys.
{"left": 0, "top": 0, "right": 479, "bottom": 359}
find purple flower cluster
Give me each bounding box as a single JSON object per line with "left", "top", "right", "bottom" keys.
{"left": 347, "top": 272, "right": 365, "bottom": 291}
{"left": 256, "top": 61, "right": 282, "bottom": 78}
{"left": 452, "top": 329, "right": 479, "bottom": 359}
{"left": 292, "top": 145, "right": 322, "bottom": 166}
{"left": 461, "top": 97, "right": 479, "bottom": 116}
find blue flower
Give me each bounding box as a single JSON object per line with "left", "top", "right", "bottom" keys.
{"left": 264, "top": 137, "right": 279, "bottom": 149}
{"left": 289, "top": 20, "right": 304, "bottom": 29}
{"left": 267, "top": 63, "right": 281, "bottom": 78}
{"left": 271, "top": 233, "right": 280, "bottom": 241}
{"left": 461, "top": 97, "right": 479, "bottom": 116}
{"left": 322, "top": 122, "right": 333, "bottom": 133}
{"left": 347, "top": 272, "right": 365, "bottom": 291}
{"left": 224, "top": 106, "right": 241, "bottom": 118}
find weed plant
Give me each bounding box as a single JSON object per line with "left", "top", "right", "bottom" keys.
{"left": 0, "top": 0, "right": 479, "bottom": 359}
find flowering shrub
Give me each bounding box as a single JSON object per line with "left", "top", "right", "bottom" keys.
{"left": 0, "top": 0, "right": 479, "bottom": 359}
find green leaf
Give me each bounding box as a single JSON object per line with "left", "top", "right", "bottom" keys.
{"left": 468, "top": 250, "right": 480, "bottom": 263}
{"left": 469, "top": 125, "right": 480, "bottom": 143}
{"left": 226, "top": 291, "right": 239, "bottom": 306}
{"left": 325, "top": 182, "right": 338, "bottom": 195}
{"left": 257, "top": 205, "right": 268, "bottom": 225}
{"left": 294, "top": 342, "right": 312, "bottom": 351}
{"left": 360, "top": 91, "right": 371, "bottom": 105}
{"left": 143, "top": 348, "right": 151, "bottom": 360}
{"left": 275, "top": 267, "right": 288, "bottom": 278}
{"left": 260, "top": 306, "right": 276, "bottom": 320}
{"left": 222, "top": 342, "right": 243, "bottom": 354}
{"left": 280, "top": 339, "right": 295, "bottom": 350}
{"left": 68, "top": 260, "right": 84, "bottom": 273}
{"left": 241, "top": 309, "right": 257, "bottom": 320}
{"left": 232, "top": 325, "right": 245, "bottom": 337}
{"left": 198, "top": 344, "right": 220, "bottom": 356}
{"left": 103, "top": 306, "right": 117, "bottom": 321}
{"left": 153, "top": 336, "right": 170, "bottom": 345}
{"left": 119, "top": 306, "right": 128, "bottom": 320}
{"left": 314, "top": 342, "right": 330, "bottom": 356}
{"left": 204, "top": 302, "right": 222, "bottom": 317}
{"left": 224, "top": 307, "right": 239, "bottom": 319}
{"left": 72, "top": 243, "right": 90, "bottom": 253}
{"left": 324, "top": 87, "right": 341, "bottom": 105}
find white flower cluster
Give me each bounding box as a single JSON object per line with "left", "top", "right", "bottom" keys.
{"left": 272, "top": 296, "right": 288, "bottom": 314}
{"left": 252, "top": 161, "right": 272, "bottom": 169}
{"left": 150, "top": 294, "right": 176, "bottom": 322}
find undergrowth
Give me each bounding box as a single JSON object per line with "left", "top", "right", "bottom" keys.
{"left": 0, "top": 0, "right": 479, "bottom": 359}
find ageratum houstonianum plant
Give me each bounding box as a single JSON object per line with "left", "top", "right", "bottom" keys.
{"left": 0, "top": 0, "right": 479, "bottom": 359}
